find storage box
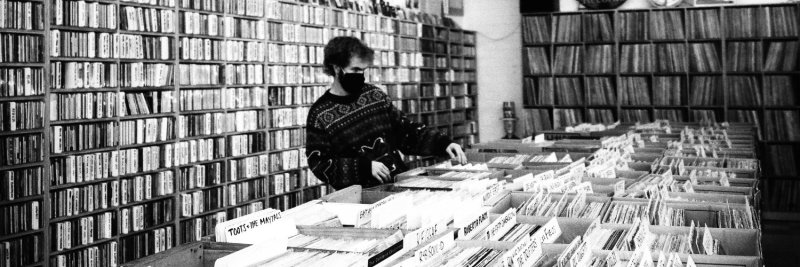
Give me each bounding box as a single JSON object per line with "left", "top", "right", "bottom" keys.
{"left": 604, "top": 198, "right": 758, "bottom": 229}
{"left": 591, "top": 223, "right": 762, "bottom": 257}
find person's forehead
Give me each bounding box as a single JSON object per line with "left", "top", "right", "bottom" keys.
{"left": 347, "top": 56, "right": 371, "bottom": 67}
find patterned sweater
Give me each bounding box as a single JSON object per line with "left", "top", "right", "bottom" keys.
{"left": 305, "top": 84, "right": 452, "bottom": 190}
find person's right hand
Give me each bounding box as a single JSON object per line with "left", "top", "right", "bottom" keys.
{"left": 371, "top": 161, "right": 390, "bottom": 183}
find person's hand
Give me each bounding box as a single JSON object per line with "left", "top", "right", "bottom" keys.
{"left": 445, "top": 143, "right": 467, "bottom": 165}
{"left": 371, "top": 161, "right": 390, "bottom": 183}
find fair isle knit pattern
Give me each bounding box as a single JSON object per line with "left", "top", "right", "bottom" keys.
{"left": 306, "top": 84, "right": 452, "bottom": 190}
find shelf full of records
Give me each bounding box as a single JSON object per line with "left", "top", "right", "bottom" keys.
{"left": 520, "top": 3, "right": 800, "bottom": 147}
{"left": 1, "top": 0, "right": 479, "bottom": 266}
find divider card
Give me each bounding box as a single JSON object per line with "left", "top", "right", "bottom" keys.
{"left": 356, "top": 194, "right": 398, "bottom": 227}
{"left": 407, "top": 231, "right": 456, "bottom": 266}
{"left": 484, "top": 208, "right": 517, "bottom": 241}
{"left": 498, "top": 233, "right": 537, "bottom": 267}
{"left": 538, "top": 217, "right": 562, "bottom": 244}
{"left": 214, "top": 208, "right": 297, "bottom": 244}
{"left": 454, "top": 208, "right": 490, "bottom": 240}
{"left": 403, "top": 222, "right": 445, "bottom": 249}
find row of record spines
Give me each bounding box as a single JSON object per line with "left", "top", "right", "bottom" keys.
{"left": 522, "top": 4, "right": 800, "bottom": 43}
{"left": 524, "top": 42, "right": 797, "bottom": 75}
{"left": 522, "top": 74, "right": 799, "bottom": 107}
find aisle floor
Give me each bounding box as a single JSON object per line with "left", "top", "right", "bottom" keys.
{"left": 762, "top": 220, "right": 800, "bottom": 266}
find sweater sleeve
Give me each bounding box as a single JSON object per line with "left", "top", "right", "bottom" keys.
{"left": 305, "top": 123, "right": 374, "bottom": 190}
{"left": 388, "top": 99, "right": 453, "bottom": 157}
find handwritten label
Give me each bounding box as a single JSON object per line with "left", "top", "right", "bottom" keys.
{"left": 614, "top": 181, "right": 626, "bottom": 197}
{"left": 214, "top": 209, "right": 292, "bottom": 244}
{"left": 539, "top": 217, "right": 562, "bottom": 244}
{"left": 683, "top": 181, "right": 695, "bottom": 193}
{"left": 484, "top": 208, "right": 517, "bottom": 241}
{"left": 702, "top": 226, "right": 714, "bottom": 255}
{"left": 535, "top": 170, "right": 555, "bottom": 181}
{"left": 356, "top": 194, "right": 397, "bottom": 227}
{"left": 404, "top": 223, "right": 444, "bottom": 249}
{"left": 499, "top": 235, "right": 534, "bottom": 267}
{"left": 534, "top": 134, "right": 545, "bottom": 143}
{"left": 570, "top": 162, "right": 587, "bottom": 182}
{"left": 482, "top": 183, "right": 502, "bottom": 203}
{"left": 574, "top": 182, "right": 594, "bottom": 194}
{"left": 457, "top": 210, "right": 489, "bottom": 240}
{"left": 686, "top": 255, "right": 697, "bottom": 267}
{"left": 600, "top": 166, "right": 616, "bottom": 178}
{"left": 413, "top": 230, "right": 455, "bottom": 264}
{"left": 656, "top": 252, "right": 667, "bottom": 267}
{"left": 605, "top": 250, "right": 620, "bottom": 267}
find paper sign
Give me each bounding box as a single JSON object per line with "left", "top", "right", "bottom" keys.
{"left": 574, "top": 182, "right": 594, "bottom": 194}
{"left": 499, "top": 235, "right": 534, "bottom": 267}
{"left": 214, "top": 209, "right": 294, "bottom": 244}
{"left": 356, "top": 194, "right": 397, "bottom": 227}
{"left": 484, "top": 208, "right": 517, "bottom": 241}
{"left": 682, "top": 181, "right": 695, "bottom": 193}
{"left": 656, "top": 252, "right": 667, "bottom": 267}
{"left": 535, "top": 170, "right": 555, "bottom": 181}
{"left": 533, "top": 134, "right": 545, "bottom": 143}
{"left": 456, "top": 210, "right": 490, "bottom": 240}
{"left": 719, "top": 176, "right": 730, "bottom": 187}
{"left": 481, "top": 183, "right": 502, "bottom": 203}
{"left": 413, "top": 230, "right": 455, "bottom": 264}
{"left": 614, "top": 181, "right": 626, "bottom": 197}
{"left": 539, "top": 217, "right": 562, "bottom": 244}
{"left": 686, "top": 255, "right": 697, "bottom": 267}
{"left": 605, "top": 250, "right": 621, "bottom": 267}
{"left": 513, "top": 173, "right": 534, "bottom": 185}
{"left": 600, "top": 166, "right": 616, "bottom": 178}
{"left": 404, "top": 223, "right": 444, "bottom": 249}
{"left": 702, "top": 226, "right": 714, "bottom": 255}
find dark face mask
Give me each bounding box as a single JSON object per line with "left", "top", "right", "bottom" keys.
{"left": 338, "top": 69, "right": 365, "bottom": 95}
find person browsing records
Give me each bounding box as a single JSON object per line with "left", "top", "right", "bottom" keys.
{"left": 305, "top": 36, "right": 467, "bottom": 190}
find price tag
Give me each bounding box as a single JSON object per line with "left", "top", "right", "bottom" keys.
{"left": 412, "top": 230, "right": 455, "bottom": 264}
{"left": 484, "top": 208, "right": 517, "bottom": 241}
{"left": 455, "top": 210, "right": 490, "bottom": 240}
{"left": 614, "top": 181, "right": 626, "bottom": 197}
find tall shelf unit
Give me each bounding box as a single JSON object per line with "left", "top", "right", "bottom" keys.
{"left": 521, "top": 3, "right": 800, "bottom": 220}
{"left": 0, "top": 0, "right": 479, "bottom": 266}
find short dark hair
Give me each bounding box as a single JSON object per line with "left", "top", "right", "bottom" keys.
{"left": 323, "top": 36, "right": 374, "bottom": 76}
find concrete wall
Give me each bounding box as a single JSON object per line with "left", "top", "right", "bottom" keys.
{"left": 449, "top": 0, "right": 524, "bottom": 141}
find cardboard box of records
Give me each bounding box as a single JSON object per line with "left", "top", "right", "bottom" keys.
{"left": 603, "top": 198, "right": 759, "bottom": 229}
{"left": 583, "top": 221, "right": 762, "bottom": 261}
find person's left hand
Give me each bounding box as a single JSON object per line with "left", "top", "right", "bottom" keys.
{"left": 445, "top": 143, "right": 467, "bottom": 165}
